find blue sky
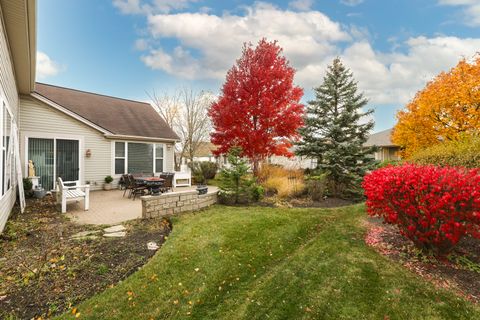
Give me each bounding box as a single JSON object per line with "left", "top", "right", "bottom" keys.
{"left": 37, "top": 0, "right": 480, "bottom": 132}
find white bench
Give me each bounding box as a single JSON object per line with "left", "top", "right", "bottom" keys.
{"left": 56, "top": 177, "right": 90, "bottom": 213}
{"left": 173, "top": 171, "right": 192, "bottom": 187}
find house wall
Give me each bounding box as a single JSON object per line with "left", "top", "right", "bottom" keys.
{"left": 0, "top": 8, "right": 21, "bottom": 232}
{"left": 19, "top": 96, "right": 112, "bottom": 191}
{"left": 374, "top": 147, "right": 401, "bottom": 162}
{"left": 19, "top": 97, "right": 177, "bottom": 190}
{"left": 269, "top": 155, "right": 316, "bottom": 170}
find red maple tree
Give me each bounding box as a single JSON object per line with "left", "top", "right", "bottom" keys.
{"left": 209, "top": 38, "right": 304, "bottom": 175}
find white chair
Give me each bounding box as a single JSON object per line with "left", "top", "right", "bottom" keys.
{"left": 56, "top": 177, "right": 90, "bottom": 213}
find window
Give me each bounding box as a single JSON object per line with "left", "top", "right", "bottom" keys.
{"left": 114, "top": 142, "right": 126, "bottom": 175}
{"left": 114, "top": 142, "right": 165, "bottom": 175}
{"left": 155, "top": 144, "right": 164, "bottom": 173}
{"left": 128, "top": 143, "right": 153, "bottom": 174}
{"left": 1, "top": 100, "right": 13, "bottom": 196}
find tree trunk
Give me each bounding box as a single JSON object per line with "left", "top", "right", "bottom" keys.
{"left": 252, "top": 157, "right": 259, "bottom": 177}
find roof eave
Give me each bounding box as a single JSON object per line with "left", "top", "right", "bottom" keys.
{"left": 2, "top": 0, "right": 37, "bottom": 94}
{"left": 104, "top": 134, "right": 179, "bottom": 143}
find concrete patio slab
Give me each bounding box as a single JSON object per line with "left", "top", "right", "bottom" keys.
{"left": 66, "top": 186, "right": 215, "bottom": 225}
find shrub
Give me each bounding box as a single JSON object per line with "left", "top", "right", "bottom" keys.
{"left": 218, "top": 147, "right": 257, "bottom": 204}
{"left": 376, "top": 159, "right": 402, "bottom": 169}
{"left": 363, "top": 164, "right": 480, "bottom": 255}
{"left": 104, "top": 175, "right": 114, "bottom": 184}
{"left": 190, "top": 161, "right": 219, "bottom": 185}
{"left": 23, "top": 178, "right": 33, "bottom": 191}
{"left": 200, "top": 161, "right": 218, "bottom": 180}
{"left": 305, "top": 174, "right": 328, "bottom": 201}
{"left": 410, "top": 135, "right": 480, "bottom": 168}
{"left": 258, "top": 164, "right": 304, "bottom": 198}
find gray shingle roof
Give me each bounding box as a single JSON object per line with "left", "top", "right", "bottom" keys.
{"left": 34, "top": 82, "right": 180, "bottom": 141}
{"left": 364, "top": 128, "right": 398, "bottom": 147}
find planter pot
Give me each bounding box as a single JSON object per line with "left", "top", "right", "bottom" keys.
{"left": 33, "top": 188, "right": 46, "bottom": 199}
{"left": 197, "top": 185, "right": 208, "bottom": 195}
{"left": 103, "top": 183, "right": 113, "bottom": 191}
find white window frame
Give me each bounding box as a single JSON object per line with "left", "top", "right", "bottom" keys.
{"left": 112, "top": 141, "right": 166, "bottom": 176}
{"left": 114, "top": 141, "right": 127, "bottom": 175}
{"left": 0, "top": 91, "right": 15, "bottom": 199}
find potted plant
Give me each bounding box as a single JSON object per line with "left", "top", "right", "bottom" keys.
{"left": 103, "top": 175, "right": 114, "bottom": 190}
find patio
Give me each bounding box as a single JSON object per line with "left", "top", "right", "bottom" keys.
{"left": 66, "top": 186, "right": 218, "bottom": 225}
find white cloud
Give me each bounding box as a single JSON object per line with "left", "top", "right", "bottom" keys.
{"left": 288, "top": 0, "right": 314, "bottom": 11}
{"left": 438, "top": 0, "right": 480, "bottom": 26}
{"left": 340, "top": 0, "right": 364, "bottom": 6}
{"left": 340, "top": 37, "right": 480, "bottom": 105}
{"left": 134, "top": 38, "right": 149, "bottom": 50}
{"left": 113, "top": 0, "right": 199, "bottom": 14}
{"left": 142, "top": 3, "right": 349, "bottom": 79}
{"left": 36, "top": 51, "right": 62, "bottom": 79}
{"left": 119, "top": 1, "right": 480, "bottom": 108}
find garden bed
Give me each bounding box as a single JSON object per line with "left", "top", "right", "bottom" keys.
{"left": 0, "top": 196, "right": 171, "bottom": 320}
{"left": 365, "top": 218, "right": 480, "bottom": 303}
{"left": 259, "top": 196, "right": 356, "bottom": 208}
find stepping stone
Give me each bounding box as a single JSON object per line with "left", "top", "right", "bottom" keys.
{"left": 103, "top": 225, "right": 126, "bottom": 233}
{"left": 70, "top": 230, "right": 101, "bottom": 239}
{"left": 103, "top": 231, "right": 126, "bottom": 238}
{"left": 147, "top": 241, "right": 159, "bottom": 250}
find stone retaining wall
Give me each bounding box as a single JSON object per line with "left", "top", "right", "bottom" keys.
{"left": 141, "top": 189, "right": 218, "bottom": 218}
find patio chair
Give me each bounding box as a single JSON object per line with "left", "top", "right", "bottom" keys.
{"left": 131, "top": 176, "right": 148, "bottom": 200}
{"left": 123, "top": 174, "right": 135, "bottom": 197}
{"left": 159, "top": 172, "right": 174, "bottom": 193}
{"left": 56, "top": 177, "right": 90, "bottom": 213}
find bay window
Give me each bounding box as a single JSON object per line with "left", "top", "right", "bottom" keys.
{"left": 114, "top": 142, "right": 166, "bottom": 175}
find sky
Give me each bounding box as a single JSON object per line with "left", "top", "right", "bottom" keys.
{"left": 37, "top": 0, "right": 480, "bottom": 132}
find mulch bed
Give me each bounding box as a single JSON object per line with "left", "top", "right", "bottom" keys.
{"left": 365, "top": 218, "right": 480, "bottom": 303}
{"left": 0, "top": 196, "right": 172, "bottom": 320}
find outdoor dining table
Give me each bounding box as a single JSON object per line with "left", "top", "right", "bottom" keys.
{"left": 134, "top": 176, "right": 165, "bottom": 195}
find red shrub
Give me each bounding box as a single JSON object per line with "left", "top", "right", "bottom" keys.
{"left": 363, "top": 164, "right": 480, "bottom": 255}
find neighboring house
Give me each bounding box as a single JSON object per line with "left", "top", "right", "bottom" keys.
{"left": 364, "top": 128, "right": 401, "bottom": 161}
{"left": 268, "top": 150, "right": 317, "bottom": 170}
{"left": 182, "top": 142, "right": 230, "bottom": 168}
{"left": 19, "top": 83, "right": 180, "bottom": 191}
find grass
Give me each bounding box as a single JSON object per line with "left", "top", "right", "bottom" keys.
{"left": 60, "top": 205, "right": 480, "bottom": 319}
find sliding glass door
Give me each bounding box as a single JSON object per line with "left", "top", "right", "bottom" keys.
{"left": 27, "top": 138, "right": 80, "bottom": 190}
{"left": 28, "top": 138, "right": 54, "bottom": 190}
{"left": 56, "top": 139, "right": 79, "bottom": 183}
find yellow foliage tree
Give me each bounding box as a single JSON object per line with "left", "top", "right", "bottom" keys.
{"left": 392, "top": 56, "right": 480, "bottom": 158}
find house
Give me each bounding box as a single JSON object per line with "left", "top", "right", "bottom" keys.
{"left": 181, "top": 142, "right": 230, "bottom": 168}
{"left": 364, "top": 128, "right": 401, "bottom": 161}
{"left": 0, "top": 0, "right": 183, "bottom": 232}
{"left": 19, "top": 83, "right": 180, "bottom": 191}
{"left": 0, "top": 0, "right": 37, "bottom": 231}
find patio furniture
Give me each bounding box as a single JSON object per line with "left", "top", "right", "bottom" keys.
{"left": 159, "top": 173, "right": 174, "bottom": 192}
{"left": 56, "top": 177, "right": 90, "bottom": 213}
{"left": 173, "top": 171, "right": 191, "bottom": 187}
{"left": 133, "top": 176, "right": 163, "bottom": 199}
{"left": 122, "top": 174, "right": 135, "bottom": 197}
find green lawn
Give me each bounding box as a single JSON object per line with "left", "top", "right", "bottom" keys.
{"left": 61, "top": 205, "right": 480, "bottom": 319}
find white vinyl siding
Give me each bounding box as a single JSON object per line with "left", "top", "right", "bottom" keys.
{"left": 20, "top": 97, "right": 177, "bottom": 190}
{"left": 19, "top": 97, "right": 111, "bottom": 190}
{"left": 0, "top": 12, "right": 21, "bottom": 232}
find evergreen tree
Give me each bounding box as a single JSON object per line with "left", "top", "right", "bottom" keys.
{"left": 218, "top": 147, "right": 256, "bottom": 204}
{"left": 296, "top": 58, "right": 377, "bottom": 198}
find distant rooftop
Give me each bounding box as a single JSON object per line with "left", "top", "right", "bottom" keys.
{"left": 364, "top": 128, "right": 398, "bottom": 147}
